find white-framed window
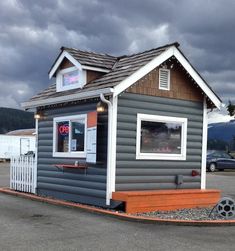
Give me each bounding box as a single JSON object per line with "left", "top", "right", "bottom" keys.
{"left": 53, "top": 114, "right": 87, "bottom": 158}
{"left": 136, "top": 114, "right": 187, "bottom": 160}
{"left": 56, "top": 66, "right": 86, "bottom": 92}
{"left": 159, "top": 68, "right": 170, "bottom": 90}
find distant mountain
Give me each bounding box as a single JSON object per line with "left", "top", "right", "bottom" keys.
{"left": 208, "top": 120, "right": 235, "bottom": 151}
{"left": 0, "top": 107, "right": 35, "bottom": 134}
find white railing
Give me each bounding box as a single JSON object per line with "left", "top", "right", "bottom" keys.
{"left": 10, "top": 156, "right": 36, "bottom": 194}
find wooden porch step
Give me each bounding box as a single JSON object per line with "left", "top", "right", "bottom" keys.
{"left": 112, "top": 189, "right": 221, "bottom": 213}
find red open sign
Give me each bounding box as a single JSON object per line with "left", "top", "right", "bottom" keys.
{"left": 59, "top": 124, "right": 69, "bottom": 135}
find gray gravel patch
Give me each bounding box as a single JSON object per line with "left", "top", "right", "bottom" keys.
{"left": 134, "top": 207, "right": 235, "bottom": 221}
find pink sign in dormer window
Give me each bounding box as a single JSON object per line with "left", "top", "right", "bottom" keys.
{"left": 62, "top": 70, "right": 79, "bottom": 87}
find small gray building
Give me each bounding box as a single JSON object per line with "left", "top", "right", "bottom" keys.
{"left": 22, "top": 42, "right": 222, "bottom": 212}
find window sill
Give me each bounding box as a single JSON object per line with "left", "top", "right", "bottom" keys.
{"left": 136, "top": 153, "right": 186, "bottom": 161}
{"left": 55, "top": 164, "right": 87, "bottom": 169}
{"left": 53, "top": 152, "right": 86, "bottom": 158}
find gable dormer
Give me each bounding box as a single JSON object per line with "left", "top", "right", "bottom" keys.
{"left": 56, "top": 59, "right": 86, "bottom": 92}
{"left": 49, "top": 47, "right": 116, "bottom": 93}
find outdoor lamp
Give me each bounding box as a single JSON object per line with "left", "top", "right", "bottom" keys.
{"left": 34, "top": 111, "right": 43, "bottom": 119}
{"left": 34, "top": 113, "right": 41, "bottom": 119}
{"left": 97, "top": 101, "right": 105, "bottom": 112}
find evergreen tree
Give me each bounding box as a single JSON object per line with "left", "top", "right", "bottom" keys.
{"left": 0, "top": 108, "right": 34, "bottom": 134}
{"left": 227, "top": 100, "right": 235, "bottom": 117}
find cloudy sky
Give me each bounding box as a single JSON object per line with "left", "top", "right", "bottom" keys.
{"left": 1, "top": 0, "right": 235, "bottom": 118}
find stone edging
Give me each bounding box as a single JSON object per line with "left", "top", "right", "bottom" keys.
{"left": 0, "top": 187, "right": 235, "bottom": 226}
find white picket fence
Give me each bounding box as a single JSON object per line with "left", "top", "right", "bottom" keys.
{"left": 10, "top": 156, "right": 36, "bottom": 194}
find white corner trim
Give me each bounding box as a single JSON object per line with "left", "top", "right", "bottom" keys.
{"left": 34, "top": 115, "right": 39, "bottom": 192}
{"left": 110, "top": 95, "right": 118, "bottom": 194}
{"left": 100, "top": 94, "right": 112, "bottom": 205}
{"left": 201, "top": 97, "right": 208, "bottom": 189}
{"left": 173, "top": 49, "right": 221, "bottom": 109}
{"left": 100, "top": 94, "right": 117, "bottom": 205}
{"left": 113, "top": 47, "right": 174, "bottom": 97}
{"left": 21, "top": 88, "right": 114, "bottom": 109}
{"left": 136, "top": 113, "right": 187, "bottom": 161}
{"left": 49, "top": 51, "right": 83, "bottom": 79}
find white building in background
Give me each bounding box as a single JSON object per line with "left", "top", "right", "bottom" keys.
{"left": 0, "top": 129, "right": 35, "bottom": 160}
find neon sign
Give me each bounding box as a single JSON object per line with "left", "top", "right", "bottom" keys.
{"left": 59, "top": 124, "right": 69, "bottom": 135}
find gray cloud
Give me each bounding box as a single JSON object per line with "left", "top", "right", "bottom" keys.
{"left": 0, "top": 0, "right": 235, "bottom": 109}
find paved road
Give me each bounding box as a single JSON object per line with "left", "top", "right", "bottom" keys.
{"left": 0, "top": 163, "right": 235, "bottom": 250}
{"left": 0, "top": 193, "right": 235, "bottom": 251}
{"left": 207, "top": 170, "right": 235, "bottom": 200}
{"left": 0, "top": 162, "right": 10, "bottom": 187}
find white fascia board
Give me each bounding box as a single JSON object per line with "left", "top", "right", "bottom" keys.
{"left": 49, "top": 51, "right": 82, "bottom": 79}
{"left": 49, "top": 51, "right": 110, "bottom": 79}
{"left": 82, "top": 65, "right": 110, "bottom": 73}
{"left": 21, "top": 88, "right": 114, "bottom": 109}
{"left": 113, "top": 46, "right": 221, "bottom": 109}
{"left": 173, "top": 48, "right": 221, "bottom": 109}
{"left": 113, "top": 47, "right": 175, "bottom": 97}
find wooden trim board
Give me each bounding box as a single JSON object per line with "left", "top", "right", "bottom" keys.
{"left": 112, "top": 189, "right": 221, "bottom": 214}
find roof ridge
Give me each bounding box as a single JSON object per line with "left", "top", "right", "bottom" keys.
{"left": 61, "top": 42, "right": 179, "bottom": 61}
{"left": 117, "top": 42, "right": 180, "bottom": 59}
{"left": 109, "top": 42, "right": 180, "bottom": 70}
{"left": 61, "top": 46, "right": 117, "bottom": 59}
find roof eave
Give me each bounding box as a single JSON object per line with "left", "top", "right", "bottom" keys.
{"left": 172, "top": 48, "right": 222, "bottom": 109}
{"left": 22, "top": 87, "right": 114, "bottom": 109}
{"left": 49, "top": 50, "right": 111, "bottom": 79}
{"left": 113, "top": 45, "right": 222, "bottom": 109}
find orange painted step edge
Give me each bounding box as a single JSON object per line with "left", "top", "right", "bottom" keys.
{"left": 124, "top": 194, "right": 221, "bottom": 204}
{"left": 112, "top": 189, "right": 221, "bottom": 201}
{"left": 114, "top": 193, "right": 221, "bottom": 204}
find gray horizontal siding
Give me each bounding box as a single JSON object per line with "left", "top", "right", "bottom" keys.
{"left": 116, "top": 93, "right": 203, "bottom": 191}
{"left": 37, "top": 102, "right": 108, "bottom": 205}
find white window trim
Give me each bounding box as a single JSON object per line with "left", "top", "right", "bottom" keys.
{"left": 53, "top": 114, "right": 87, "bottom": 158}
{"left": 56, "top": 66, "right": 87, "bottom": 92}
{"left": 136, "top": 113, "right": 187, "bottom": 160}
{"left": 159, "top": 68, "right": 170, "bottom": 90}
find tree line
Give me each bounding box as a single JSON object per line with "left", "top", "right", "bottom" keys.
{"left": 0, "top": 107, "right": 34, "bottom": 134}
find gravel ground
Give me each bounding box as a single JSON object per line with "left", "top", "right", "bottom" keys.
{"left": 134, "top": 207, "right": 235, "bottom": 221}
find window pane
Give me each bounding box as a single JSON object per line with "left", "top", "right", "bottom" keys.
{"left": 140, "top": 121, "right": 182, "bottom": 154}
{"left": 71, "top": 120, "right": 85, "bottom": 152}
{"left": 63, "top": 70, "right": 79, "bottom": 87}
{"left": 57, "top": 121, "right": 69, "bottom": 152}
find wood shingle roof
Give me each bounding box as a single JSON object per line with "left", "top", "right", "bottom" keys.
{"left": 30, "top": 43, "right": 179, "bottom": 102}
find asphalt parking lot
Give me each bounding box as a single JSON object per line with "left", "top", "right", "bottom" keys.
{"left": 207, "top": 170, "right": 235, "bottom": 200}
{"left": 0, "top": 162, "right": 235, "bottom": 251}
{"left": 0, "top": 161, "right": 10, "bottom": 187}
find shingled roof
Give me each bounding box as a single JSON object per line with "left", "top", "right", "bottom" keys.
{"left": 29, "top": 42, "right": 179, "bottom": 103}
{"left": 61, "top": 47, "right": 117, "bottom": 70}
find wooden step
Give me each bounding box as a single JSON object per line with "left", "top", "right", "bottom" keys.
{"left": 112, "top": 189, "right": 221, "bottom": 213}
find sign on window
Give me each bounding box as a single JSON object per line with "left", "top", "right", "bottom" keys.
{"left": 86, "top": 111, "right": 97, "bottom": 164}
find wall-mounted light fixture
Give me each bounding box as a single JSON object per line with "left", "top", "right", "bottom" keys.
{"left": 97, "top": 101, "right": 105, "bottom": 113}
{"left": 34, "top": 111, "right": 43, "bottom": 119}
{"left": 34, "top": 113, "right": 41, "bottom": 119}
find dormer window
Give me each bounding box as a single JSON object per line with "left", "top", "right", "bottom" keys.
{"left": 63, "top": 68, "right": 79, "bottom": 87}
{"left": 56, "top": 66, "right": 86, "bottom": 92}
